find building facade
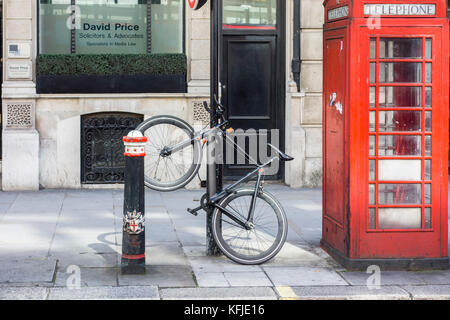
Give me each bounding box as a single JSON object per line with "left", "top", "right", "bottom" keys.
{"left": 1, "top": 0, "right": 324, "bottom": 191}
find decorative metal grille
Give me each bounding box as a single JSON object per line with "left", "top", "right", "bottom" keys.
{"left": 6, "top": 103, "right": 33, "bottom": 128}
{"left": 192, "top": 100, "right": 210, "bottom": 124}
{"left": 81, "top": 112, "right": 143, "bottom": 184}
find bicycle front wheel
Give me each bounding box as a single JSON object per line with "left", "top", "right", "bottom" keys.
{"left": 136, "top": 115, "right": 202, "bottom": 192}
{"left": 211, "top": 188, "right": 288, "bottom": 265}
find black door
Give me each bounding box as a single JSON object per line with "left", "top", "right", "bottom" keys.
{"left": 220, "top": 0, "right": 285, "bottom": 180}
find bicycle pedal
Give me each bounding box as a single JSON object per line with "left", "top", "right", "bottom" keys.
{"left": 187, "top": 208, "right": 200, "bottom": 216}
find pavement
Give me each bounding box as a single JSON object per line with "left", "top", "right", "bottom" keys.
{"left": 0, "top": 184, "right": 449, "bottom": 300}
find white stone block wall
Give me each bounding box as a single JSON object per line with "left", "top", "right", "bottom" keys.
{"left": 299, "top": 0, "right": 324, "bottom": 187}
{"left": 187, "top": 2, "right": 210, "bottom": 94}
{"left": 2, "top": 0, "right": 39, "bottom": 191}
{"left": 284, "top": 0, "right": 324, "bottom": 188}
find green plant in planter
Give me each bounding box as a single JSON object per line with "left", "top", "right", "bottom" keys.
{"left": 36, "top": 54, "right": 187, "bottom": 76}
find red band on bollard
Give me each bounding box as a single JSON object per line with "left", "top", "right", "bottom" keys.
{"left": 123, "top": 133, "right": 147, "bottom": 157}
{"left": 124, "top": 153, "right": 146, "bottom": 157}
{"left": 122, "top": 254, "right": 146, "bottom": 260}
{"left": 123, "top": 136, "right": 148, "bottom": 143}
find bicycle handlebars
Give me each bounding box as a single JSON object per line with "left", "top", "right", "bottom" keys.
{"left": 202, "top": 95, "right": 226, "bottom": 115}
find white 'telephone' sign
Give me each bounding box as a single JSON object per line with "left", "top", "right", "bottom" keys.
{"left": 364, "top": 4, "right": 436, "bottom": 16}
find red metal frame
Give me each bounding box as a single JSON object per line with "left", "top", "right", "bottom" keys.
{"left": 322, "top": 0, "right": 449, "bottom": 264}
{"left": 222, "top": 24, "right": 276, "bottom": 30}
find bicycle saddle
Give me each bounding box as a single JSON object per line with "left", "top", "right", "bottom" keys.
{"left": 268, "top": 143, "right": 294, "bottom": 162}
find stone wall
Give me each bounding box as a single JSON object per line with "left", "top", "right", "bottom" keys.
{"left": 298, "top": 0, "right": 324, "bottom": 187}
{"left": 285, "top": 0, "right": 324, "bottom": 188}
{"left": 2, "top": 0, "right": 39, "bottom": 191}
{"left": 187, "top": 2, "right": 210, "bottom": 94}
{"left": 35, "top": 95, "right": 196, "bottom": 189}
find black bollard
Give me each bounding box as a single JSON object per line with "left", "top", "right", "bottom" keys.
{"left": 206, "top": 130, "right": 222, "bottom": 256}
{"left": 121, "top": 130, "right": 147, "bottom": 275}
{"left": 205, "top": 0, "right": 222, "bottom": 256}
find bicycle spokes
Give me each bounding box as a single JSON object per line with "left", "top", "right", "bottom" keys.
{"left": 145, "top": 124, "right": 191, "bottom": 180}
{"left": 220, "top": 194, "right": 281, "bottom": 257}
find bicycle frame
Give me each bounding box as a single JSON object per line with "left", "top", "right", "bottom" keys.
{"left": 209, "top": 156, "right": 279, "bottom": 230}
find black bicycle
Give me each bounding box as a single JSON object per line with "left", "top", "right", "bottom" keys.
{"left": 136, "top": 99, "right": 294, "bottom": 264}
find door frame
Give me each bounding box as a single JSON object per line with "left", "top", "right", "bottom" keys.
{"left": 218, "top": 0, "right": 286, "bottom": 180}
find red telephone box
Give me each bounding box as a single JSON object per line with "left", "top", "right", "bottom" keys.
{"left": 322, "top": 0, "right": 449, "bottom": 269}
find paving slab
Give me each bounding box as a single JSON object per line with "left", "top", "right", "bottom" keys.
{"left": 283, "top": 199, "right": 322, "bottom": 213}
{"left": 413, "top": 271, "right": 450, "bottom": 285}
{"left": 195, "top": 272, "right": 230, "bottom": 287}
{"left": 173, "top": 226, "right": 207, "bottom": 246}
{"left": 0, "top": 258, "right": 57, "bottom": 284}
{"left": 0, "top": 192, "right": 19, "bottom": 204}
{"left": 278, "top": 285, "right": 410, "bottom": 300}
{"left": 51, "top": 227, "right": 117, "bottom": 251}
{"left": 264, "top": 266, "right": 348, "bottom": 286}
{"left": 13, "top": 191, "right": 65, "bottom": 204}
{"left": 160, "top": 287, "right": 278, "bottom": 300}
{"left": 0, "top": 248, "right": 49, "bottom": 261}
{"left": 263, "top": 242, "right": 331, "bottom": 267}
{"left": 145, "top": 244, "right": 190, "bottom": 266}
{"left": 61, "top": 198, "right": 113, "bottom": 212}
{"left": 7, "top": 199, "right": 63, "bottom": 214}
{"left": 189, "top": 256, "right": 262, "bottom": 274}
{"left": 402, "top": 285, "right": 450, "bottom": 300}
{"left": 0, "top": 222, "right": 56, "bottom": 246}
{"left": 224, "top": 272, "right": 273, "bottom": 287}
{"left": 0, "top": 287, "right": 48, "bottom": 300}
{"left": 48, "top": 285, "right": 159, "bottom": 300}
{"left": 269, "top": 188, "right": 322, "bottom": 202}
{"left": 65, "top": 190, "right": 113, "bottom": 198}
{"left": 54, "top": 267, "right": 118, "bottom": 287}
{"left": 340, "top": 271, "right": 427, "bottom": 286}
{"left": 145, "top": 223, "right": 179, "bottom": 243}
{"left": 1, "top": 211, "right": 60, "bottom": 224}
{"left": 118, "top": 266, "right": 196, "bottom": 288}
{"left": 144, "top": 192, "right": 165, "bottom": 207}
{"left": 50, "top": 250, "right": 119, "bottom": 268}
{"left": 0, "top": 203, "right": 13, "bottom": 215}
{"left": 182, "top": 246, "right": 209, "bottom": 257}
{"left": 56, "top": 218, "right": 114, "bottom": 232}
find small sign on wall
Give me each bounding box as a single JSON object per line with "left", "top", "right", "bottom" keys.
{"left": 7, "top": 42, "right": 31, "bottom": 59}
{"left": 7, "top": 62, "right": 33, "bottom": 80}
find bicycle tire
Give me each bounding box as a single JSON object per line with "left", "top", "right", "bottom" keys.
{"left": 136, "top": 115, "right": 202, "bottom": 192}
{"left": 211, "top": 188, "right": 288, "bottom": 265}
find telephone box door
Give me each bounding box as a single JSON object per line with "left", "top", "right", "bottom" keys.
{"left": 323, "top": 29, "right": 349, "bottom": 255}
{"left": 358, "top": 26, "right": 448, "bottom": 259}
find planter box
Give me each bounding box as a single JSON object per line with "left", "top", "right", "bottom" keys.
{"left": 36, "top": 74, "right": 186, "bottom": 94}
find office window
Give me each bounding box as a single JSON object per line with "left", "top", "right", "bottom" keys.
{"left": 39, "top": 0, "right": 184, "bottom": 54}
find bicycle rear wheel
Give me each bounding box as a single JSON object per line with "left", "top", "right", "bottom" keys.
{"left": 211, "top": 188, "right": 288, "bottom": 265}
{"left": 136, "top": 115, "right": 202, "bottom": 192}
